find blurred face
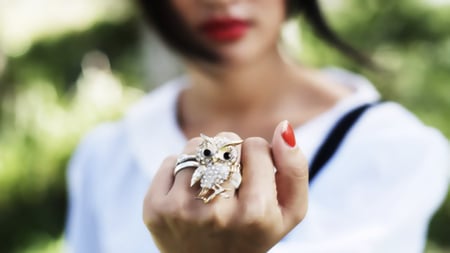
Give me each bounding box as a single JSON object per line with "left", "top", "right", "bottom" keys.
{"left": 171, "top": 0, "right": 286, "bottom": 66}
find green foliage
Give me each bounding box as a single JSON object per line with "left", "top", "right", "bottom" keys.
{"left": 16, "top": 236, "right": 64, "bottom": 253}
{"left": 0, "top": 78, "right": 142, "bottom": 253}
{"left": 0, "top": 19, "right": 144, "bottom": 253}
{"left": 300, "top": 0, "right": 450, "bottom": 138}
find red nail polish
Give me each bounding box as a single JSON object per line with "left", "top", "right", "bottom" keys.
{"left": 282, "top": 121, "right": 296, "bottom": 147}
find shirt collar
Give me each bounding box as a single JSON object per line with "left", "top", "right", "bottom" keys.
{"left": 124, "top": 77, "right": 187, "bottom": 178}
{"left": 123, "top": 69, "right": 380, "bottom": 178}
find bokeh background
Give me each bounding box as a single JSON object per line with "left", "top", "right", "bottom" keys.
{"left": 0, "top": 0, "right": 449, "bottom": 252}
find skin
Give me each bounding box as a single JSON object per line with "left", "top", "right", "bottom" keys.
{"left": 173, "top": 0, "right": 352, "bottom": 139}
{"left": 143, "top": 0, "right": 352, "bottom": 252}
{"left": 144, "top": 123, "right": 308, "bottom": 253}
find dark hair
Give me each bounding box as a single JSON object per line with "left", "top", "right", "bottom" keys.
{"left": 136, "top": 0, "right": 372, "bottom": 66}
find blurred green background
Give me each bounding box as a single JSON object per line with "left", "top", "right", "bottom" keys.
{"left": 0, "top": 0, "right": 449, "bottom": 252}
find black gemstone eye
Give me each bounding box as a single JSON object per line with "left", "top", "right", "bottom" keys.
{"left": 223, "top": 152, "right": 231, "bottom": 160}
{"left": 203, "top": 149, "right": 212, "bottom": 157}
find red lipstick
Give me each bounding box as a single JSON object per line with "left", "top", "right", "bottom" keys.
{"left": 199, "top": 17, "right": 249, "bottom": 42}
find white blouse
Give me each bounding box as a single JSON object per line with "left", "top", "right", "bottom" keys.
{"left": 66, "top": 69, "right": 450, "bottom": 253}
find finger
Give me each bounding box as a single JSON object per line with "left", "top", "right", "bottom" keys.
{"left": 271, "top": 120, "right": 309, "bottom": 225}
{"left": 171, "top": 133, "right": 241, "bottom": 222}
{"left": 190, "top": 131, "right": 243, "bottom": 204}
{"left": 238, "top": 137, "right": 277, "bottom": 206}
{"left": 143, "top": 155, "right": 176, "bottom": 226}
{"left": 171, "top": 137, "right": 203, "bottom": 196}
{"left": 167, "top": 137, "right": 206, "bottom": 223}
{"left": 214, "top": 131, "right": 244, "bottom": 196}
{"left": 149, "top": 155, "right": 177, "bottom": 196}
{"left": 204, "top": 132, "right": 242, "bottom": 220}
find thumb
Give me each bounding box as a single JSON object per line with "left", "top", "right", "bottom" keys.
{"left": 271, "top": 120, "right": 309, "bottom": 225}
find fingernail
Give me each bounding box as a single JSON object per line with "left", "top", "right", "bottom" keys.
{"left": 281, "top": 120, "right": 296, "bottom": 147}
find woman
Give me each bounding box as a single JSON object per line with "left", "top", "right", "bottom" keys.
{"left": 66, "top": 0, "right": 449, "bottom": 252}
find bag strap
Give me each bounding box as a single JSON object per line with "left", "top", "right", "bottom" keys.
{"left": 309, "top": 103, "right": 378, "bottom": 184}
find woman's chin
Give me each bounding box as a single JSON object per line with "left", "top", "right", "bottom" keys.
{"left": 214, "top": 48, "right": 269, "bottom": 68}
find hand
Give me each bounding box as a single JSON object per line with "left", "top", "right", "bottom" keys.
{"left": 143, "top": 121, "right": 309, "bottom": 253}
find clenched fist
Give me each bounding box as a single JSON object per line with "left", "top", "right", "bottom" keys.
{"left": 143, "top": 121, "right": 308, "bottom": 253}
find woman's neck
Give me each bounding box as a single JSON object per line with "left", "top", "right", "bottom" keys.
{"left": 184, "top": 52, "right": 294, "bottom": 114}
{"left": 178, "top": 53, "right": 352, "bottom": 140}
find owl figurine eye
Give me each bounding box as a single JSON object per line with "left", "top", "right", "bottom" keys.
{"left": 202, "top": 148, "right": 212, "bottom": 157}
{"left": 219, "top": 146, "right": 237, "bottom": 162}
{"left": 223, "top": 151, "right": 231, "bottom": 160}
{"left": 197, "top": 138, "right": 217, "bottom": 164}
{"left": 197, "top": 134, "right": 242, "bottom": 166}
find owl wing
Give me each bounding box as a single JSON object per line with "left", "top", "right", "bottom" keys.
{"left": 229, "top": 169, "right": 242, "bottom": 189}
{"left": 190, "top": 165, "right": 206, "bottom": 187}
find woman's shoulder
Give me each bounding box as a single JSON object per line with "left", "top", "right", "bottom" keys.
{"left": 309, "top": 101, "right": 449, "bottom": 209}
{"left": 69, "top": 122, "right": 127, "bottom": 171}
{"left": 321, "top": 68, "right": 447, "bottom": 150}
{"left": 66, "top": 121, "right": 129, "bottom": 196}
{"left": 337, "top": 101, "right": 449, "bottom": 178}
{"left": 290, "top": 102, "right": 449, "bottom": 250}
{"left": 69, "top": 77, "right": 188, "bottom": 178}
{"left": 355, "top": 102, "right": 448, "bottom": 147}
{"left": 126, "top": 77, "right": 186, "bottom": 120}
{"left": 74, "top": 77, "right": 185, "bottom": 157}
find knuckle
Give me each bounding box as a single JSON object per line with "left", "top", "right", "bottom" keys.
{"left": 183, "top": 137, "right": 203, "bottom": 152}
{"left": 142, "top": 206, "right": 152, "bottom": 225}
{"left": 239, "top": 198, "right": 269, "bottom": 227}
{"left": 169, "top": 196, "right": 205, "bottom": 222}
{"left": 143, "top": 192, "right": 160, "bottom": 215}
{"left": 210, "top": 210, "right": 231, "bottom": 230}
{"left": 173, "top": 197, "right": 194, "bottom": 218}
{"left": 143, "top": 197, "right": 166, "bottom": 228}
{"left": 292, "top": 161, "right": 309, "bottom": 180}
{"left": 217, "top": 131, "right": 242, "bottom": 141}
{"left": 297, "top": 152, "right": 309, "bottom": 170}
{"left": 143, "top": 211, "right": 163, "bottom": 229}
{"left": 189, "top": 136, "right": 204, "bottom": 143}
{"left": 162, "top": 155, "right": 177, "bottom": 167}
{"left": 161, "top": 197, "right": 183, "bottom": 219}
{"left": 284, "top": 152, "right": 309, "bottom": 180}
{"left": 290, "top": 203, "right": 308, "bottom": 225}
{"left": 290, "top": 213, "right": 305, "bottom": 228}
{"left": 244, "top": 137, "right": 270, "bottom": 150}
{"left": 204, "top": 201, "right": 237, "bottom": 230}
{"left": 287, "top": 167, "right": 308, "bottom": 182}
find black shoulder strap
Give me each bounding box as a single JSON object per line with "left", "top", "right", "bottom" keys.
{"left": 309, "top": 103, "right": 377, "bottom": 184}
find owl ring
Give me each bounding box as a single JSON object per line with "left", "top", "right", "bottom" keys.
{"left": 175, "top": 134, "right": 243, "bottom": 203}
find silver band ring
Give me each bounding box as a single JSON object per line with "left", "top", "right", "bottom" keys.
{"left": 176, "top": 154, "right": 197, "bottom": 165}
{"left": 174, "top": 160, "right": 199, "bottom": 176}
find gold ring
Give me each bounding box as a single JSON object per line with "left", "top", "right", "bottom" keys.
{"left": 190, "top": 134, "right": 243, "bottom": 203}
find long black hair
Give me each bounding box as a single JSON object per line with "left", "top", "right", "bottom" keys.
{"left": 136, "top": 0, "right": 372, "bottom": 66}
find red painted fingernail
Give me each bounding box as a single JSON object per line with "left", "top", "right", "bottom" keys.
{"left": 281, "top": 121, "right": 296, "bottom": 147}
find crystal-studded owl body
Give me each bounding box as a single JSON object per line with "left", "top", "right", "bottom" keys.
{"left": 190, "top": 134, "right": 243, "bottom": 203}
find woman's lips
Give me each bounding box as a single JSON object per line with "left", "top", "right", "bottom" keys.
{"left": 199, "top": 18, "right": 250, "bottom": 42}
